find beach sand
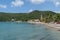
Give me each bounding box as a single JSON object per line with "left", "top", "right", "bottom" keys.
{"left": 41, "top": 22, "right": 60, "bottom": 31}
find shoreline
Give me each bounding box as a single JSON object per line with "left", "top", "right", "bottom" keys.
{"left": 27, "top": 21, "right": 60, "bottom": 31}
{"left": 40, "top": 22, "right": 60, "bottom": 31}
{"left": 0, "top": 21, "right": 60, "bottom": 30}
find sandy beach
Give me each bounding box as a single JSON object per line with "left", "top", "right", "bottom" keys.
{"left": 40, "top": 22, "right": 60, "bottom": 31}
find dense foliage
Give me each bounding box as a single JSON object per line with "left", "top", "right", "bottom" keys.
{"left": 0, "top": 10, "right": 60, "bottom": 22}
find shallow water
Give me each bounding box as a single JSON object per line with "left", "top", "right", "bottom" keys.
{"left": 0, "top": 22, "right": 60, "bottom": 40}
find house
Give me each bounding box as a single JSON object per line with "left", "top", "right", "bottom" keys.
{"left": 11, "top": 19, "right": 15, "bottom": 22}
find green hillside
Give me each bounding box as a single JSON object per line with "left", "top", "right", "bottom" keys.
{"left": 0, "top": 10, "right": 60, "bottom": 22}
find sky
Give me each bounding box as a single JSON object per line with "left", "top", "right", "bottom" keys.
{"left": 0, "top": 0, "right": 60, "bottom": 13}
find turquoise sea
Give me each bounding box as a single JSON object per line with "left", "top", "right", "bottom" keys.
{"left": 0, "top": 22, "right": 60, "bottom": 40}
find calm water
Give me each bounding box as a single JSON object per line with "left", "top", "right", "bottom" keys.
{"left": 0, "top": 22, "right": 60, "bottom": 40}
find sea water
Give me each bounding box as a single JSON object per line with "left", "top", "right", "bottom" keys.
{"left": 0, "top": 22, "right": 60, "bottom": 40}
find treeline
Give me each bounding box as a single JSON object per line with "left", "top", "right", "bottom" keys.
{"left": 0, "top": 10, "right": 60, "bottom": 22}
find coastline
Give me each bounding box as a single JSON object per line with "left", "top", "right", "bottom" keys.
{"left": 39, "top": 22, "right": 60, "bottom": 31}
{"left": 27, "top": 21, "right": 60, "bottom": 31}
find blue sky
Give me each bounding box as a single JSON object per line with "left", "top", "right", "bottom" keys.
{"left": 0, "top": 0, "right": 60, "bottom": 13}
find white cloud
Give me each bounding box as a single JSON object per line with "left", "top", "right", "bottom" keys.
{"left": 0, "top": 4, "right": 7, "bottom": 8}
{"left": 55, "top": 2, "right": 60, "bottom": 7}
{"left": 30, "top": 0, "right": 45, "bottom": 4}
{"left": 28, "top": 9, "right": 33, "bottom": 12}
{"left": 11, "top": 0, "right": 24, "bottom": 7}
{"left": 48, "top": 0, "right": 60, "bottom": 7}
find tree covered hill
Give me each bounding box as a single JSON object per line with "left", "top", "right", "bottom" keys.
{"left": 0, "top": 10, "right": 60, "bottom": 22}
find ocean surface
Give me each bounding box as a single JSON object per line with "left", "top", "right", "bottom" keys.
{"left": 0, "top": 22, "right": 60, "bottom": 40}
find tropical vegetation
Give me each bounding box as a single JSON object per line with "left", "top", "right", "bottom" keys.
{"left": 0, "top": 10, "right": 60, "bottom": 22}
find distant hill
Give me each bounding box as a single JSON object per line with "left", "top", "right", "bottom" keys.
{"left": 0, "top": 10, "right": 60, "bottom": 22}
